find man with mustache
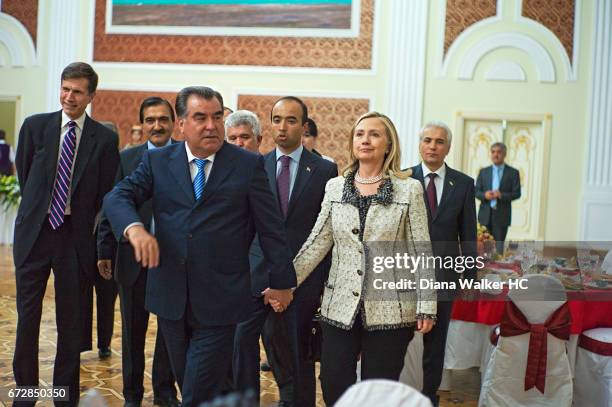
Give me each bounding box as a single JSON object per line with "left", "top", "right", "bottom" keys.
{"left": 97, "top": 97, "right": 179, "bottom": 407}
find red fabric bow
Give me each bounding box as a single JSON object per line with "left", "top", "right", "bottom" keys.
{"left": 500, "top": 301, "right": 570, "bottom": 393}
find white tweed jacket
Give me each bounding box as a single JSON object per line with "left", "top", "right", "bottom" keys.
{"left": 293, "top": 173, "right": 437, "bottom": 330}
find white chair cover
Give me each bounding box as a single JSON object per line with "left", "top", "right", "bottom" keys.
{"left": 335, "top": 379, "right": 433, "bottom": 407}
{"left": 0, "top": 204, "right": 16, "bottom": 244}
{"left": 573, "top": 327, "right": 612, "bottom": 407}
{"left": 479, "top": 274, "right": 572, "bottom": 407}
{"left": 400, "top": 329, "right": 451, "bottom": 392}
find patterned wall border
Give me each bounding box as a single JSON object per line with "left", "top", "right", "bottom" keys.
{"left": 521, "top": 0, "right": 575, "bottom": 64}
{"left": 93, "top": 0, "right": 375, "bottom": 70}
{"left": 1, "top": 0, "right": 37, "bottom": 47}
{"left": 443, "top": 0, "right": 497, "bottom": 56}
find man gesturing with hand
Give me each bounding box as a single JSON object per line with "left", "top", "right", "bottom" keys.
{"left": 103, "top": 86, "right": 296, "bottom": 406}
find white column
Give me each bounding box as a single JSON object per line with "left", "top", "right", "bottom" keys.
{"left": 46, "top": 0, "right": 82, "bottom": 112}
{"left": 385, "top": 0, "right": 429, "bottom": 168}
{"left": 580, "top": 0, "right": 612, "bottom": 240}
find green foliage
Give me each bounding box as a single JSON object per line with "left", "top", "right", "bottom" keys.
{"left": 0, "top": 175, "right": 20, "bottom": 212}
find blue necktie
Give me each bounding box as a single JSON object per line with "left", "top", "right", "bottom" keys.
{"left": 49, "top": 121, "right": 77, "bottom": 229}
{"left": 193, "top": 158, "right": 208, "bottom": 200}
{"left": 491, "top": 166, "right": 501, "bottom": 208}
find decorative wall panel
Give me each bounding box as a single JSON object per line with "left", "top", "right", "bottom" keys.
{"left": 444, "top": 0, "right": 496, "bottom": 55}
{"left": 92, "top": 90, "right": 182, "bottom": 148}
{"left": 1, "top": 0, "right": 38, "bottom": 46}
{"left": 237, "top": 94, "right": 370, "bottom": 169}
{"left": 522, "top": 0, "right": 575, "bottom": 63}
{"left": 93, "top": 0, "right": 374, "bottom": 69}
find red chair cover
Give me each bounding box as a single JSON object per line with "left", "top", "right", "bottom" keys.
{"left": 500, "top": 302, "right": 571, "bottom": 393}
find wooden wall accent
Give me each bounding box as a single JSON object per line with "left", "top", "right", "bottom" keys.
{"left": 1, "top": 0, "right": 38, "bottom": 46}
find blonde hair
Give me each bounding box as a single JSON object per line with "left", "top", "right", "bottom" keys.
{"left": 343, "top": 111, "right": 411, "bottom": 179}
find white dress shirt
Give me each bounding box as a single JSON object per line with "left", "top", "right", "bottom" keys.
{"left": 421, "top": 162, "right": 446, "bottom": 205}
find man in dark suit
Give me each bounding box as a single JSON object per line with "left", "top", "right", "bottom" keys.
{"left": 102, "top": 86, "right": 296, "bottom": 407}
{"left": 234, "top": 97, "right": 337, "bottom": 407}
{"left": 409, "top": 121, "right": 477, "bottom": 407}
{"left": 475, "top": 142, "right": 521, "bottom": 254}
{"left": 13, "top": 62, "right": 119, "bottom": 406}
{"left": 97, "top": 97, "right": 179, "bottom": 407}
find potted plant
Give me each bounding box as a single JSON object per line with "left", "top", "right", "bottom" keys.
{"left": 0, "top": 175, "right": 20, "bottom": 212}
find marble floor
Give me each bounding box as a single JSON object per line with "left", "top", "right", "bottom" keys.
{"left": 0, "top": 245, "right": 478, "bottom": 406}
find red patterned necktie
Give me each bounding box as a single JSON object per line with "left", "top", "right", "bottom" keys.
{"left": 49, "top": 121, "right": 77, "bottom": 229}
{"left": 277, "top": 155, "right": 291, "bottom": 217}
{"left": 426, "top": 172, "right": 438, "bottom": 218}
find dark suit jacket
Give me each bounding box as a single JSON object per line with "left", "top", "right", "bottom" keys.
{"left": 248, "top": 148, "right": 337, "bottom": 295}
{"left": 475, "top": 164, "right": 521, "bottom": 227}
{"left": 97, "top": 141, "right": 177, "bottom": 286}
{"left": 410, "top": 164, "right": 478, "bottom": 282}
{"left": 14, "top": 110, "right": 119, "bottom": 271}
{"left": 102, "top": 141, "right": 297, "bottom": 325}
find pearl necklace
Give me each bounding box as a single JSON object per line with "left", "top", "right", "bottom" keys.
{"left": 355, "top": 171, "right": 384, "bottom": 184}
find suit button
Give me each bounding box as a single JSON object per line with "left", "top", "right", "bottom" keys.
{"left": 357, "top": 269, "right": 363, "bottom": 276}
{"left": 358, "top": 248, "right": 363, "bottom": 254}
{"left": 352, "top": 228, "right": 359, "bottom": 235}
{"left": 352, "top": 291, "right": 359, "bottom": 297}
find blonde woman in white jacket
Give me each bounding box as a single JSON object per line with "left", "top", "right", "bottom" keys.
{"left": 283, "top": 112, "right": 437, "bottom": 405}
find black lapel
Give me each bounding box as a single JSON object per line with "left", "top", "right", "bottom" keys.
{"left": 43, "top": 111, "right": 62, "bottom": 190}
{"left": 264, "top": 150, "right": 278, "bottom": 203}
{"left": 71, "top": 115, "right": 97, "bottom": 195}
{"left": 287, "top": 149, "right": 317, "bottom": 217}
{"left": 436, "top": 164, "right": 457, "bottom": 219}
{"left": 198, "top": 142, "right": 236, "bottom": 207}
{"left": 168, "top": 142, "right": 195, "bottom": 204}
{"left": 498, "top": 165, "right": 509, "bottom": 189}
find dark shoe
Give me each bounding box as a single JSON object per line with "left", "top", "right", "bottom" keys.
{"left": 260, "top": 360, "right": 272, "bottom": 372}
{"left": 154, "top": 396, "right": 181, "bottom": 407}
{"left": 124, "top": 402, "right": 141, "bottom": 407}
{"left": 98, "top": 347, "right": 111, "bottom": 359}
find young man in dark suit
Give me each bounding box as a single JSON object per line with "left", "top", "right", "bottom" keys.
{"left": 13, "top": 62, "right": 119, "bottom": 406}
{"left": 409, "top": 121, "right": 477, "bottom": 407}
{"left": 97, "top": 97, "right": 179, "bottom": 407}
{"left": 233, "top": 97, "right": 337, "bottom": 407}
{"left": 102, "top": 86, "right": 296, "bottom": 407}
{"left": 475, "top": 142, "right": 521, "bottom": 254}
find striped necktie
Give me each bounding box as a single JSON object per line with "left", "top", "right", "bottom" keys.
{"left": 49, "top": 121, "right": 77, "bottom": 229}
{"left": 193, "top": 158, "right": 208, "bottom": 200}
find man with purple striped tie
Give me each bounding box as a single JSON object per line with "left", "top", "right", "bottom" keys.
{"left": 13, "top": 62, "right": 119, "bottom": 406}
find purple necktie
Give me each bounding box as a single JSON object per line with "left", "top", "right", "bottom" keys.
{"left": 49, "top": 121, "right": 77, "bottom": 230}
{"left": 277, "top": 155, "right": 291, "bottom": 217}
{"left": 426, "top": 173, "right": 438, "bottom": 218}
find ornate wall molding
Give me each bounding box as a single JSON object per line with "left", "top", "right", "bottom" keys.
{"left": 0, "top": 12, "right": 37, "bottom": 67}
{"left": 457, "top": 32, "right": 556, "bottom": 82}
{"left": 444, "top": 0, "right": 497, "bottom": 55}
{"left": 386, "top": 0, "right": 429, "bottom": 167}
{"left": 484, "top": 60, "right": 526, "bottom": 81}
{"left": 440, "top": 0, "right": 579, "bottom": 82}
{"left": 581, "top": 0, "right": 612, "bottom": 240}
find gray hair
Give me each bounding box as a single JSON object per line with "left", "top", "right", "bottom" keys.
{"left": 224, "top": 110, "right": 261, "bottom": 137}
{"left": 419, "top": 121, "right": 453, "bottom": 145}
{"left": 491, "top": 142, "right": 507, "bottom": 153}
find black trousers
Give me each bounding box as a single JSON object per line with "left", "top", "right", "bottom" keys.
{"left": 119, "top": 268, "right": 176, "bottom": 402}
{"left": 261, "top": 283, "right": 321, "bottom": 407}
{"left": 13, "top": 218, "right": 82, "bottom": 406}
{"left": 81, "top": 270, "right": 117, "bottom": 351}
{"left": 487, "top": 211, "right": 509, "bottom": 255}
{"left": 422, "top": 299, "right": 454, "bottom": 407}
{"left": 158, "top": 304, "right": 235, "bottom": 407}
{"left": 320, "top": 314, "right": 414, "bottom": 406}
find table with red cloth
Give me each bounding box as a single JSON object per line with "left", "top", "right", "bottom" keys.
{"left": 444, "top": 262, "right": 612, "bottom": 375}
